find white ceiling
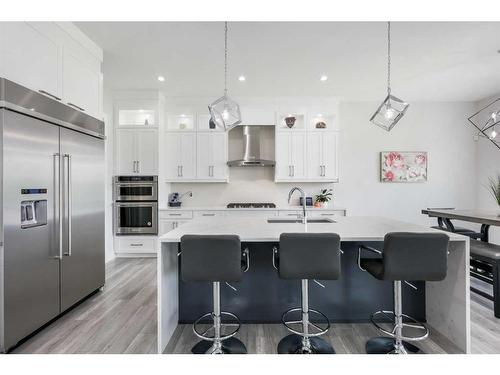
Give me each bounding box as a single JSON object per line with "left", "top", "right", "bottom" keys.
{"left": 76, "top": 22, "right": 500, "bottom": 102}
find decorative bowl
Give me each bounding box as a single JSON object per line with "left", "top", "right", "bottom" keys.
{"left": 285, "top": 116, "right": 296, "bottom": 128}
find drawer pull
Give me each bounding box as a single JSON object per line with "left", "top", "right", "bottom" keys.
{"left": 67, "top": 102, "right": 85, "bottom": 112}
{"left": 169, "top": 213, "right": 182, "bottom": 216}
{"left": 130, "top": 243, "right": 143, "bottom": 247}
{"left": 202, "top": 213, "right": 216, "bottom": 216}
{"left": 38, "top": 90, "right": 61, "bottom": 101}
{"left": 320, "top": 213, "right": 335, "bottom": 216}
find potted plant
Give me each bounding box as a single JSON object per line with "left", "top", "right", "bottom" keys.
{"left": 487, "top": 175, "right": 500, "bottom": 217}
{"left": 314, "top": 189, "right": 333, "bottom": 208}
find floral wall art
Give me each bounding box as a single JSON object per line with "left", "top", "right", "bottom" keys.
{"left": 381, "top": 151, "right": 428, "bottom": 183}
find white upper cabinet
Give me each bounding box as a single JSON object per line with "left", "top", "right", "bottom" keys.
{"left": 62, "top": 47, "right": 100, "bottom": 118}
{"left": 0, "top": 22, "right": 60, "bottom": 99}
{"left": 275, "top": 109, "right": 340, "bottom": 183}
{"left": 136, "top": 129, "right": 159, "bottom": 175}
{"left": 307, "top": 132, "right": 339, "bottom": 181}
{"left": 196, "top": 133, "right": 228, "bottom": 181}
{"left": 116, "top": 128, "right": 159, "bottom": 175}
{"left": 164, "top": 133, "right": 196, "bottom": 180}
{"left": 275, "top": 132, "right": 307, "bottom": 181}
{"left": 116, "top": 128, "right": 137, "bottom": 175}
{"left": 0, "top": 22, "right": 103, "bottom": 119}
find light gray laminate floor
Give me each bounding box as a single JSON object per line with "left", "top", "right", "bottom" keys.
{"left": 12, "top": 258, "right": 157, "bottom": 354}
{"left": 12, "top": 258, "right": 500, "bottom": 354}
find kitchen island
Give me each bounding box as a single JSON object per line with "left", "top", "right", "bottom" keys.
{"left": 157, "top": 216, "right": 470, "bottom": 354}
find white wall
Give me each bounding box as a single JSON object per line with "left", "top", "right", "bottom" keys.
{"left": 336, "top": 101, "right": 477, "bottom": 226}
{"left": 474, "top": 94, "right": 500, "bottom": 245}
{"left": 170, "top": 100, "right": 479, "bottom": 227}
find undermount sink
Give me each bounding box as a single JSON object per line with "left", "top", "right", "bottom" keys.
{"left": 267, "top": 217, "right": 336, "bottom": 224}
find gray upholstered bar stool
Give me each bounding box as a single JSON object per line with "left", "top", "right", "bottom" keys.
{"left": 273, "top": 233, "right": 341, "bottom": 354}
{"left": 358, "top": 232, "right": 449, "bottom": 354}
{"left": 180, "top": 234, "right": 249, "bottom": 354}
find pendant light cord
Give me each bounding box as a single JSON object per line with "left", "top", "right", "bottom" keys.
{"left": 224, "top": 21, "right": 228, "bottom": 96}
{"left": 387, "top": 21, "right": 391, "bottom": 96}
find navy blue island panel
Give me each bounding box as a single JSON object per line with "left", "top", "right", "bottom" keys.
{"left": 178, "top": 242, "right": 425, "bottom": 324}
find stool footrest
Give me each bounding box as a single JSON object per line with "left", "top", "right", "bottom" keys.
{"left": 370, "top": 310, "right": 429, "bottom": 342}
{"left": 282, "top": 307, "right": 330, "bottom": 338}
{"left": 193, "top": 311, "right": 241, "bottom": 342}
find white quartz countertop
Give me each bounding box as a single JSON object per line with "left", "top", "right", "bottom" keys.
{"left": 159, "top": 215, "right": 467, "bottom": 243}
{"left": 159, "top": 206, "right": 346, "bottom": 211}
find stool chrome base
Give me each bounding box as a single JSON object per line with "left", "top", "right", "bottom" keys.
{"left": 278, "top": 334, "right": 335, "bottom": 354}
{"left": 366, "top": 337, "right": 421, "bottom": 354}
{"left": 192, "top": 337, "right": 247, "bottom": 354}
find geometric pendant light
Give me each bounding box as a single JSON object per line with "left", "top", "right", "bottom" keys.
{"left": 208, "top": 22, "right": 242, "bottom": 132}
{"left": 370, "top": 21, "right": 409, "bottom": 131}
{"left": 468, "top": 97, "right": 500, "bottom": 150}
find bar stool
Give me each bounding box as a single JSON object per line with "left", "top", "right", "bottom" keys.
{"left": 358, "top": 232, "right": 449, "bottom": 354}
{"left": 273, "top": 233, "right": 341, "bottom": 354}
{"left": 180, "top": 234, "right": 249, "bottom": 354}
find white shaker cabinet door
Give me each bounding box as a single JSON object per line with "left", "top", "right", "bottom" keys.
{"left": 62, "top": 47, "right": 100, "bottom": 118}
{"left": 164, "top": 133, "right": 182, "bottom": 180}
{"left": 136, "top": 129, "right": 158, "bottom": 175}
{"left": 306, "top": 132, "right": 323, "bottom": 179}
{"left": 210, "top": 133, "right": 228, "bottom": 180}
{"left": 322, "top": 132, "right": 339, "bottom": 181}
{"left": 116, "top": 129, "right": 137, "bottom": 175}
{"left": 196, "top": 133, "right": 211, "bottom": 179}
{"left": 275, "top": 133, "right": 291, "bottom": 180}
{"left": 179, "top": 133, "right": 197, "bottom": 179}
{"left": 289, "top": 133, "right": 307, "bottom": 179}
{"left": 0, "top": 22, "right": 60, "bottom": 99}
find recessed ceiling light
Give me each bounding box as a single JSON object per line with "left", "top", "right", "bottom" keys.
{"left": 157, "top": 76, "right": 165, "bottom": 82}
{"left": 320, "top": 75, "right": 328, "bottom": 82}
{"left": 238, "top": 76, "right": 246, "bottom": 82}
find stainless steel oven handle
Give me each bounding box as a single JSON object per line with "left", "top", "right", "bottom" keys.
{"left": 64, "top": 154, "right": 72, "bottom": 256}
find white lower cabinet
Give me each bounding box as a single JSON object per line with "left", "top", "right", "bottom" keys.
{"left": 159, "top": 220, "right": 190, "bottom": 236}
{"left": 114, "top": 236, "right": 157, "bottom": 255}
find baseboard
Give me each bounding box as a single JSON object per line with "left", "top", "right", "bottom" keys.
{"left": 115, "top": 253, "right": 157, "bottom": 258}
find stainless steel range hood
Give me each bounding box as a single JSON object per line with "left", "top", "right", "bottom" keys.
{"left": 227, "top": 125, "right": 275, "bottom": 167}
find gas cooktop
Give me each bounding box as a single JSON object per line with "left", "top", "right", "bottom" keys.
{"left": 226, "top": 203, "right": 277, "bottom": 209}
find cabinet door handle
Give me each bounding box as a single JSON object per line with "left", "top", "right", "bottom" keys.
{"left": 292, "top": 165, "right": 295, "bottom": 177}
{"left": 180, "top": 165, "right": 183, "bottom": 177}
{"left": 38, "top": 90, "right": 61, "bottom": 101}
{"left": 137, "top": 160, "right": 140, "bottom": 173}
{"left": 177, "top": 166, "right": 181, "bottom": 177}
{"left": 288, "top": 166, "right": 292, "bottom": 177}
{"left": 67, "top": 102, "right": 85, "bottom": 112}
{"left": 130, "top": 243, "right": 143, "bottom": 247}
{"left": 169, "top": 213, "right": 182, "bottom": 216}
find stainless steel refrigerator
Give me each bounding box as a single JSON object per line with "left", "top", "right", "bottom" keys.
{"left": 0, "top": 78, "right": 105, "bottom": 352}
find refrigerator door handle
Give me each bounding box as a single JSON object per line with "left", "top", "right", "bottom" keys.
{"left": 54, "top": 153, "right": 63, "bottom": 259}
{"left": 64, "top": 154, "right": 72, "bottom": 256}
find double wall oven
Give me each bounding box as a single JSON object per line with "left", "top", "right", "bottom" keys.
{"left": 113, "top": 176, "right": 158, "bottom": 235}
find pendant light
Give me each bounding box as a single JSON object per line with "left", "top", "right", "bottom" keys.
{"left": 468, "top": 97, "right": 500, "bottom": 150}
{"left": 370, "top": 22, "right": 409, "bottom": 131}
{"left": 208, "top": 22, "right": 242, "bottom": 132}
